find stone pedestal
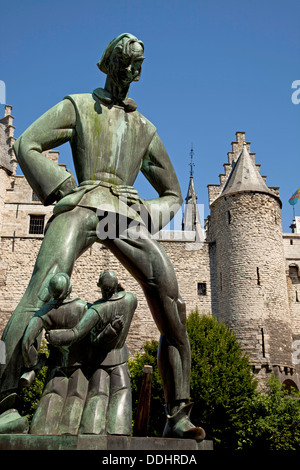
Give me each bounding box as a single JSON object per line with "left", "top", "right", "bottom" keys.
{"left": 0, "top": 434, "right": 213, "bottom": 451}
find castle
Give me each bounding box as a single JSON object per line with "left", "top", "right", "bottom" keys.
{"left": 1, "top": 104, "right": 300, "bottom": 389}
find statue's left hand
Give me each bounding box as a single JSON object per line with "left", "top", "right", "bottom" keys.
{"left": 111, "top": 315, "right": 124, "bottom": 333}
{"left": 111, "top": 185, "right": 141, "bottom": 204}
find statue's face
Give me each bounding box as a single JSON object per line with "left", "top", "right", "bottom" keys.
{"left": 108, "top": 42, "right": 144, "bottom": 88}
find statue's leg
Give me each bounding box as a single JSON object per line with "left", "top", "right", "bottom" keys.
{"left": 58, "top": 367, "right": 89, "bottom": 435}
{"left": 29, "top": 370, "right": 69, "bottom": 435}
{"left": 106, "top": 363, "right": 132, "bottom": 436}
{"left": 79, "top": 368, "right": 110, "bottom": 435}
{"left": 105, "top": 227, "right": 190, "bottom": 402}
{"left": 105, "top": 226, "right": 205, "bottom": 441}
{"left": 0, "top": 207, "right": 98, "bottom": 398}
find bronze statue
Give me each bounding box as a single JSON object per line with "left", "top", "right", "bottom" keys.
{"left": 22, "top": 271, "right": 136, "bottom": 435}
{"left": 0, "top": 33, "right": 205, "bottom": 441}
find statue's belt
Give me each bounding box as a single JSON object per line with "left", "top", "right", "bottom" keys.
{"left": 53, "top": 180, "right": 145, "bottom": 219}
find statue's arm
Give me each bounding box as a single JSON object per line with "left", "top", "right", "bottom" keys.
{"left": 13, "top": 99, "right": 77, "bottom": 206}
{"left": 141, "top": 133, "right": 183, "bottom": 233}
{"left": 22, "top": 316, "right": 44, "bottom": 368}
{"left": 46, "top": 306, "right": 101, "bottom": 347}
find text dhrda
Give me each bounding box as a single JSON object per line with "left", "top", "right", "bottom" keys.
{"left": 101, "top": 453, "right": 197, "bottom": 466}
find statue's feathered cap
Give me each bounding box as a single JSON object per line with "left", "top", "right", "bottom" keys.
{"left": 97, "top": 33, "right": 145, "bottom": 74}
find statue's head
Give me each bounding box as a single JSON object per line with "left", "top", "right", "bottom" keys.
{"left": 97, "top": 270, "right": 118, "bottom": 299}
{"left": 49, "top": 273, "right": 72, "bottom": 301}
{"left": 97, "top": 33, "right": 145, "bottom": 88}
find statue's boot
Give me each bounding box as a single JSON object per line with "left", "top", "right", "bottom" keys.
{"left": 0, "top": 409, "right": 29, "bottom": 434}
{"left": 163, "top": 402, "right": 205, "bottom": 442}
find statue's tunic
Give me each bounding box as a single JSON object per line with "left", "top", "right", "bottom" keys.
{"left": 53, "top": 91, "right": 156, "bottom": 223}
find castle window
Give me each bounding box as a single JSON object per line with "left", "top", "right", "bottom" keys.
{"left": 197, "top": 282, "right": 207, "bottom": 296}
{"left": 289, "top": 265, "right": 300, "bottom": 284}
{"left": 296, "top": 291, "right": 299, "bottom": 303}
{"left": 227, "top": 210, "right": 231, "bottom": 224}
{"left": 29, "top": 215, "right": 45, "bottom": 235}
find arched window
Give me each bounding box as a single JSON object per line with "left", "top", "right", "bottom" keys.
{"left": 282, "top": 379, "right": 299, "bottom": 393}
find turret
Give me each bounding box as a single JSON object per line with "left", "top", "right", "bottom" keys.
{"left": 207, "top": 132, "right": 294, "bottom": 381}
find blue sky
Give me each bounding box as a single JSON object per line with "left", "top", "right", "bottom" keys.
{"left": 1, "top": 0, "right": 299, "bottom": 231}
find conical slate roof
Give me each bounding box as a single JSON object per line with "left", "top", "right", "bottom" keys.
{"left": 219, "top": 142, "right": 278, "bottom": 200}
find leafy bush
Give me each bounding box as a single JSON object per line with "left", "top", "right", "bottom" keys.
{"left": 186, "top": 311, "right": 257, "bottom": 448}
{"left": 236, "top": 376, "right": 300, "bottom": 450}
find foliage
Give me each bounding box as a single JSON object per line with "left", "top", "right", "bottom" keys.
{"left": 236, "top": 376, "right": 300, "bottom": 451}
{"left": 186, "top": 311, "right": 257, "bottom": 449}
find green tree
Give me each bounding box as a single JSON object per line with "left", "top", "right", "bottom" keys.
{"left": 236, "top": 376, "right": 300, "bottom": 450}
{"left": 186, "top": 311, "right": 257, "bottom": 449}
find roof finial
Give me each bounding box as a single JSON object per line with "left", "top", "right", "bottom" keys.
{"left": 189, "top": 144, "right": 195, "bottom": 177}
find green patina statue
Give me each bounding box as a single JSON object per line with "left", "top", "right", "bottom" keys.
{"left": 0, "top": 33, "right": 205, "bottom": 441}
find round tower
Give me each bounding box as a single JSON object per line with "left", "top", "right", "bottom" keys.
{"left": 207, "top": 134, "right": 294, "bottom": 384}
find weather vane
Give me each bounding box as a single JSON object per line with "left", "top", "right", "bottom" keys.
{"left": 189, "top": 144, "right": 195, "bottom": 177}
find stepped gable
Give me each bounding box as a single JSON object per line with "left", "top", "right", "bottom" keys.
{"left": 220, "top": 141, "right": 277, "bottom": 199}
{"left": 208, "top": 131, "right": 280, "bottom": 207}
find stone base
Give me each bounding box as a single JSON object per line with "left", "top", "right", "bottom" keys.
{"left": 0, "top": 434, "right": 213, "bottom": 451}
